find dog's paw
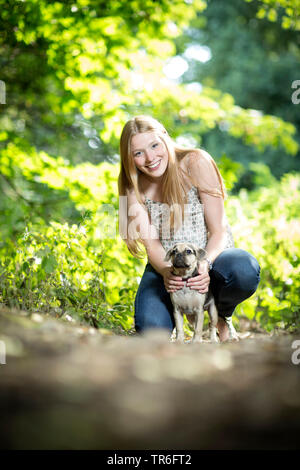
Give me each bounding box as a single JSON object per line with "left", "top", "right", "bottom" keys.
{"left": 175, "top": 336, "right": 185, "bottom": 344}
{"left": 210, "top": 327, "right": 219, "bottom": 343}
{"left": 228, "top": 326, "right": 239, "bottom": 342}
{"left": 192, "top": 336, "right": 203, "bottom": 344}
{"left": 228, "top": 334, "right": 239, "bottom": 342}
{"left": 210, "top": 336, "right": 219, "bottom": 343}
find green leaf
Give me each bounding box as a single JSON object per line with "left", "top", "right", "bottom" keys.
{"left": 41, "top": 254, "right": 58, "bottom": 274}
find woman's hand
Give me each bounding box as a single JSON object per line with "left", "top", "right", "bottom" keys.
{"left": 161, "top": 262, "right": 210, "bottom": 294}
{"left": 161, "top": 267, "right": 185, "bottom": 293}
{"left": 186, "top": 261, "right": 210, "bottom": 293}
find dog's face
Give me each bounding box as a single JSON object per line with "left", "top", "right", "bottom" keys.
{"left": 164, "top": 243, "right": 206, "bottom": 271}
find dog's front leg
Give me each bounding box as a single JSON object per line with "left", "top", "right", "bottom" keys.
{"left": 173, "top": 307, "right": 185, "bottom": 343}
{"left": 193, "top": 309, "right": 204, "bottom": 343}
{"left": 208, "top": 300, "right": 218, "bottom": 343}
{"left": 224, "top": 316, "right": 239, "bottom": 341}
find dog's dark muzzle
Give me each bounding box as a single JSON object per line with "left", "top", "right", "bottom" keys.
{"left": 173, "top": 255, "right": 189, "bottom": 268}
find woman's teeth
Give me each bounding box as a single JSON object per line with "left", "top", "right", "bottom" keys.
{"left": 147, "top": 161, "right": 160, "bottom": 169}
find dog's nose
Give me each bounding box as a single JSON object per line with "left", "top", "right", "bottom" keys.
{"left": 174, "top": 254, "right": 187, "bottom": 268}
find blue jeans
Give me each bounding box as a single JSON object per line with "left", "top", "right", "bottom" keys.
{"left": 134, "top": 248, "right": 261, "bottom": 333}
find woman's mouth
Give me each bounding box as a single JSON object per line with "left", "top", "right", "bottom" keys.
{"left": 146, "top": 160, "right": 161, "bottom": 171}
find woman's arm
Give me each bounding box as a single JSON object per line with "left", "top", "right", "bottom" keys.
{"left": 199, "top": 191, "right": 228, "bottom": 263}
{"left": 186, "top": 149, "right": 228, "bottom": 264}
{"left": 126, "top": 189, "right": 185, "bottom": 291}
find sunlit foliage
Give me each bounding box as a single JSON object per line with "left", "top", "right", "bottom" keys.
{"left": 246, "top": 0, "right": 300, "bottom": 30}
{"left": 227, "top": 172, "right": 300, "bottom": 331}
{"left": 0, "top": 0, "right": 299, "bottom": 332}
{"left": 1, "top": 148, "right": 299, "bottom": 331}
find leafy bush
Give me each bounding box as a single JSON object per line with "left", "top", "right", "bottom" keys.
{"left": 0, "top": 145, "right": 145, "bottom": 332}
{"left": 0, "top": 220, "right": 139, "bottom": 332}
{"left": 227, "top": 172, "right": 300, "bottom": 331}
{"left": 0, "top": 142, "right": 299, "bottom": 333}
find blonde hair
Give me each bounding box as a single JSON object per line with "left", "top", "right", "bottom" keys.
{"left": 118, "top": 115, "right": 225, "bottom": 258}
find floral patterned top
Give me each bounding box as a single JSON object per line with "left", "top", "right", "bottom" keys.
{"left": 144, "top": 185, "right": 234, "bottom": 253}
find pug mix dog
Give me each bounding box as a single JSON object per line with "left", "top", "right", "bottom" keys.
{"left": 164, "top": 243, "right": 219, "bottom": 343}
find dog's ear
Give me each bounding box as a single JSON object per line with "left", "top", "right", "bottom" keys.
{"left": 187, "top": 244, "right": 206, "bottom": 261}
{"left": 196, "top": 247, "right": 207, "bottom": 262}
{"left": 186, "top": 243, "right": 198, "bottom": 254}
{"left": 164, "top": 247, "right": 174, "bottom": 262}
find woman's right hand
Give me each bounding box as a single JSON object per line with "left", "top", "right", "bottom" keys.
{"left": 161, "top": 267, "right": 184, "bottom": 293}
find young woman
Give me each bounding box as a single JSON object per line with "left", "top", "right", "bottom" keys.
{"left": 118, "top": 115, "right": 260, "bottom": 341}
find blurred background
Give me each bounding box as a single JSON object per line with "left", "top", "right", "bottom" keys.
{"left": 0, "top": 0, "right": 299, "bottom": 333}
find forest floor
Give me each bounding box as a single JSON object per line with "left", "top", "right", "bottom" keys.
{"left": 0, "top": 306, "right": 299, "bottom": 450}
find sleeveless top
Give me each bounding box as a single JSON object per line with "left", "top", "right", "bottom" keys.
{"left": 144, "top": 185, "right": 235, "bottom": 253}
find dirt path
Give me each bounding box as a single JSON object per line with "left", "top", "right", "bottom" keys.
{"left": 0, "top": 307, "right": 299, "bottom": 450}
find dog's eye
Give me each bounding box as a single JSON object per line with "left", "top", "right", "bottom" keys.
{"left": 171, "top": 250, "right": 176, "bottom": 256}
{"left": 186, "top": 249, "right": 192, "bottom": 254}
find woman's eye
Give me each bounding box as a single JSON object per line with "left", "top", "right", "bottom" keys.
{"left": 152, "top": 143, "right": 158, "bottom": 149}
{"left": 134, "top": 152, "right": 141, "bottom": 157}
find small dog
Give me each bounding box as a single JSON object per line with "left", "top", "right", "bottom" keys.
{"left": 164, "top": 242, "right": 218, "bottom": 343}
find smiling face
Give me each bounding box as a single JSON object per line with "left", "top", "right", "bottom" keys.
{"left": 131, "top": 131, "right": 169, "bottom": 180}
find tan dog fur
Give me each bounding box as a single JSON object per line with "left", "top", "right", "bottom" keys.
{"left": 164, "top": 243, "right": 218, "bottom": 343}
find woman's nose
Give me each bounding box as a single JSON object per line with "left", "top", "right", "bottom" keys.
{"left": 145, "top": 149, "right": 156, "bottom": 162}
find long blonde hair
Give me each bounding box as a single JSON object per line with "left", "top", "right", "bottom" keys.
{"left": 118, "top": 115, "right": 225, "bottom": 258}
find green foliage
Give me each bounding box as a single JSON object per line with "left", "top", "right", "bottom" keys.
{"left": 0, "top": 221, "right": 124, "bottom": 331}
{"left": 227, "top": 173, "right": 300, "bottom": 331}
{"left": 0, "top": 0, "right": 297, "bottom": 166}
{"left": 0, "top": 0, "right": 207, "bottom": 162}
{"left": 179, "top": 0, "right": 300, "bottom": 184}
{"left": 1, "top": 143, "right": 299, "bottom": 333}
{"left": 1, "top": 0, "right": 299, "bottom": 334}
{"left": 218, "top": 154, "right": 244, "bottom": 192}
{"left": 245, "top": 0, "right": 300, "bottom": 30}
{"left": 0, "top": 217, "right": 144, "bottom": 332}
{"left": 0, "top": 145, "right": 145, "bottom": 332}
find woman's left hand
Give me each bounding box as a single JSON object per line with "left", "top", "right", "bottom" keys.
{"left": 186, "top": 262, "right": 210, "bottom": 293}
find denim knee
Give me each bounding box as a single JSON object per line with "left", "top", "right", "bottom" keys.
{"left": 230, "top": 249, "right": 260, "bottom": 295}
{"left": 134, "top": 264, "right": 175, "bottom": 333}
{"left": 213, "top": 248, "right": 260, "bottom": 295}
{"left": 210, "top": 248, "right": 261, "bottom": 318}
